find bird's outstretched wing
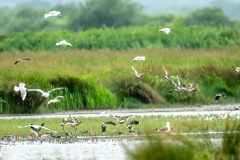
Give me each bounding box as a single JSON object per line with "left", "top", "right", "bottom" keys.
{"left": 104, "top": 121, "right": 116, "bottom": 126}
{"left": 69, "top": 115, "right": 78, "bottom": 124}
{"left": 49, "top": 88, "right": 64, "bottom": 93}
{"left": 162, "top": 66, "right": 168, "bottom": 75}
{"left": 130, "top": 66, "right": 139, "bottom": 75}
{"left": 53, "top": 96, "right": 64, "bottom": 99}
{"left": 27, "top": 89, "right": 45, "bottom": 94}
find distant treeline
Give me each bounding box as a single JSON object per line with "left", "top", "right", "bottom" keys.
{"left": 0, "top": 26, "right": 240, "bottom": 52}
{"left": 0, "top": 0, "right": 240, "bottom": 34}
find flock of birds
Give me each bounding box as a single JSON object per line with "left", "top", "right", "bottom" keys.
{"left": 1, "top": 10, "right": 240, "bottom": 142}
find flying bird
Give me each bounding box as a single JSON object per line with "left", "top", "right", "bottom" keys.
{"left": 101, "top": 121, "right": 116, "bottom": 133}
{"left": 234, "top": 67, "right": 240, "bottom": 72}
{"left": 47, "top": 96, "right": 64, "bottom": 106}
{"left": 171, "top": 76, "right": 188, "bottom": 92}
{"left": 217, "top": 111, "right": 231, "bottom": 122}
{"left": 130, "top": 65, "right": 145, "bottom": 78}
{"left": 98, "top": 109, "right": 110, "bottom": 117}
{"left": 159, "top": 28, "right": 171, "bottom": 34}
{"left": 27, "top": 88, "right": 64, "bottom": 98}
{"left": 215, "top": 92, "right": 226, "bottom": 101}
{"left": 44, "top": 11, "right": 61, "bottom": 18}
{"left": 14, "top": 82, "right": 27, "bottom": 101}
{"left": 110, "top": 115, "right": 135, "bottom": 124}
{"left": 126, "top": 120, "right": 140, "bottom": 129}
{"left": 56, "top": 40, "right": 72, "bottom": 46}
{"left": 60, "top": 115, "right": 82, "bottom": 130}
{"left": 18, "top": 124, "right": 57, "bottom": 133}
{"left": 14, "top": 58, "right": 31, "bottom": 65}
{"left": 132, "top": 56, "right": 145, "bottom": 61}
{"left": 162, "top": 66, "right": 176, "bottom": 80}
{"left": 156, "top": 122, "right": 171, "bottom": 132}
{"left": 187, "top": 83, "right": 200, "bottom": 92}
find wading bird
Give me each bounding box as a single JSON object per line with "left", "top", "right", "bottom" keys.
{"left": 60, "top": 115, "right": 82, "bottom": 130}
{"left": 110, "top": 115, "right": 135, "bottom": 124}
{"left": 47, "top": 96, "right": 64, "bottom": 106}
{"left": 27, "top": 88, "right": 64, "bottom": 98}
{"left": 126, "top": 120, "right": 140, "bottom": 129}
{"left": 215, "top": 92, "right": 226, "bottom": 101}
{"left": 159, "top": 28, "right": 171, "bottom": 34}
{"left": 156, "top": 122, "right": 170, "bottom": 132}
{"left": 14, "top": 58, "right": 31, "bottom": 65}
{"left": 132, "top": 56, "right": 145, "bottom": 61}
{"left": 130, "top": 65, "right": 145, "bottom": 78}
{"left": 101, "top": 121, "right": 116, "bottom": 133}
{"left": 56, "top": 40, "right": 72, "bottom": 46}
{"left": 14, "top": 82, "right": 27, "bottom": 101}
{"left": 44, "top": 11, "right": 61, "bottom": 18}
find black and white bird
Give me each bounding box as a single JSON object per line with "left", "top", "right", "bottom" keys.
{"left": 234, "top": 67, "right": 240, "bottom": 72}
{"left": 18, "top": 123, "right": 57, "bottom": 133}
{"left": 159, "top": 28, "right": 171, "bottom": 34}
{"left": 130, "top": 65, "right": 145, "bottom": 78}
{"left": 14, "top": 82, "right": 27, "bottom": 101}
{"left": 162, "top": 65, "right": 176, "bottom": 80}
{"left": 110, "top": 115, "right": 135, "bottom": 124}
{"left": 215, "top": 92, "right": 226, "bottom": 101}
{"left": 101, "top": 121, "right": 116, "bottom": 133}
{"left": 44, "top": 11, "right": 61, "bottom": 18}
{"left": 156, "top": 122, "right": 170, "bottom": 132}
{"left": 27, "top": 88, "right": 64, "bottom": 98}
{"left": 14, "top": 58, "right": 31, "bottom": 65}
{"left": 56, "top": 40, "right": 72, "bottom": 46}
{"left": 126, "top": 120, "right": 140, "bottom": 129}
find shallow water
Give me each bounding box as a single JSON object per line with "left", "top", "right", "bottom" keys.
{"left": 1, "top": 104, "right": 240, "bottom": 119}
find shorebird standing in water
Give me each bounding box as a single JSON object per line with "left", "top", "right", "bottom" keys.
{"left": 27, "top": 88, "right": 64, "bottom": 98}
{"left": 132, "top": 56, "right": 145, "bottom": 62}
{"left": 130, "top": 66, "right": 145, "bottom": 78}
{"left": 159, "top": 28, "right": 171, "bottom": 34}
{"left": 110, "top": 115, "right": 135, "bottom": 124}
{"left": 14, "top": 58, "right": 31, "bottom": 65}
{"left": 14, "top": 82, "right": 27, "bottom": 101}
{"left": 101, "top": 121, "right": 116, "bottom": 133}
{"left": 215, "top": 92, "right": 226, "bottom": 101}
{"left": 162, "top": 65, "right": 176, "bottom": 80}
{"left": 234, "top": 67, "right": 240, "bottom": 72}
{"left": 156, "top": 122, "right": 171, "bottom": 132}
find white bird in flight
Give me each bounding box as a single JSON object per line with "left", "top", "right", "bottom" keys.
{"left": 130, "top": 65, "right": 145, "bottom": 78}
{"left": 44, "top": 11, "right": 61, "bottom": 19}
{"left": 98, "top": 109, "right": 110, "bottom": 117}
{"left": 27, "top": 88, "right": 64, "bottom": 98}
{"left": 18, "top": 124, "right": 57, "bottom": 133}
{"left": 56, "top": 40, "right": 72, "bottom": 46}
{"left": 47, "top": 96, "right": 64, "bottom": 106}
{"left": 14, "top": 82, "right": 27, "bottom": 101}
{"left": 159, "top": 28, "right": 171, "bottom": 34}
{"left": 132, "top": 56, "right": 145, "bottom": 61}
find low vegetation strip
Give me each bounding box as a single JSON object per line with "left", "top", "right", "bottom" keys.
{"left": 0, "top": 26, "right": 240, "bottom": 52}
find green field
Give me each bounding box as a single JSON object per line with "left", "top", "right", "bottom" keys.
{"left": 0, "top": 47, "right": 239, "bottom": 113}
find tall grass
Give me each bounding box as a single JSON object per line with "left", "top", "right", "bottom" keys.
{"left": 0, "top": 26, "right": 240, "bottom": 52}
{"left": 0, "top": 48, "right": 239, "bottom": 113}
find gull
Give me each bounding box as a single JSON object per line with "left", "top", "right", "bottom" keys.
{"left": 44, "top": 10, "right": 61, "bottom": 19}
{"left": 162, "top": 65, "right": 176, "bottom": 80}
{"left": 126, "top": 120, "right": 140, "bottom": 129}
{"left": 234, "top": 67, "right": 240, "bottom": 72}
{"left": 47, "top": 96, "right": 64, "bottom": 106}
{"left": 132, "top": 56, "right": 145, "bottom": 61}
{"left": 159, "top": 28, "right": 171, "bottom": 34}
{"left": 14, "top": 58, "right": 31, "bottom": 65}
{"left": 130, "top": 65, "right": 145, "bottom": 78}
{"left": 14, "top": 82, "right": 27, "bottom": 101}
{"left": 101, "top": 121, "right": 116, "bottom": 133}
{"left": 98, "top": 109, "right": 110, "bottom": 117}
{"left": 156, "top": 122, "right": 170, "bottom": 132}
{"left": 18, "top": 124, "right": 57, "bottom": 133}
{"left": 27, "top": 87, "right": 64, "bottom": 98}
{"left": 110, "top": 115, "right": 135, "bottom": 124}
{"left": 56, "top": 40, "right": 72, "bottom": 46}
{"left": 215, "top": 92, "right": 226, "bottom": 101}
